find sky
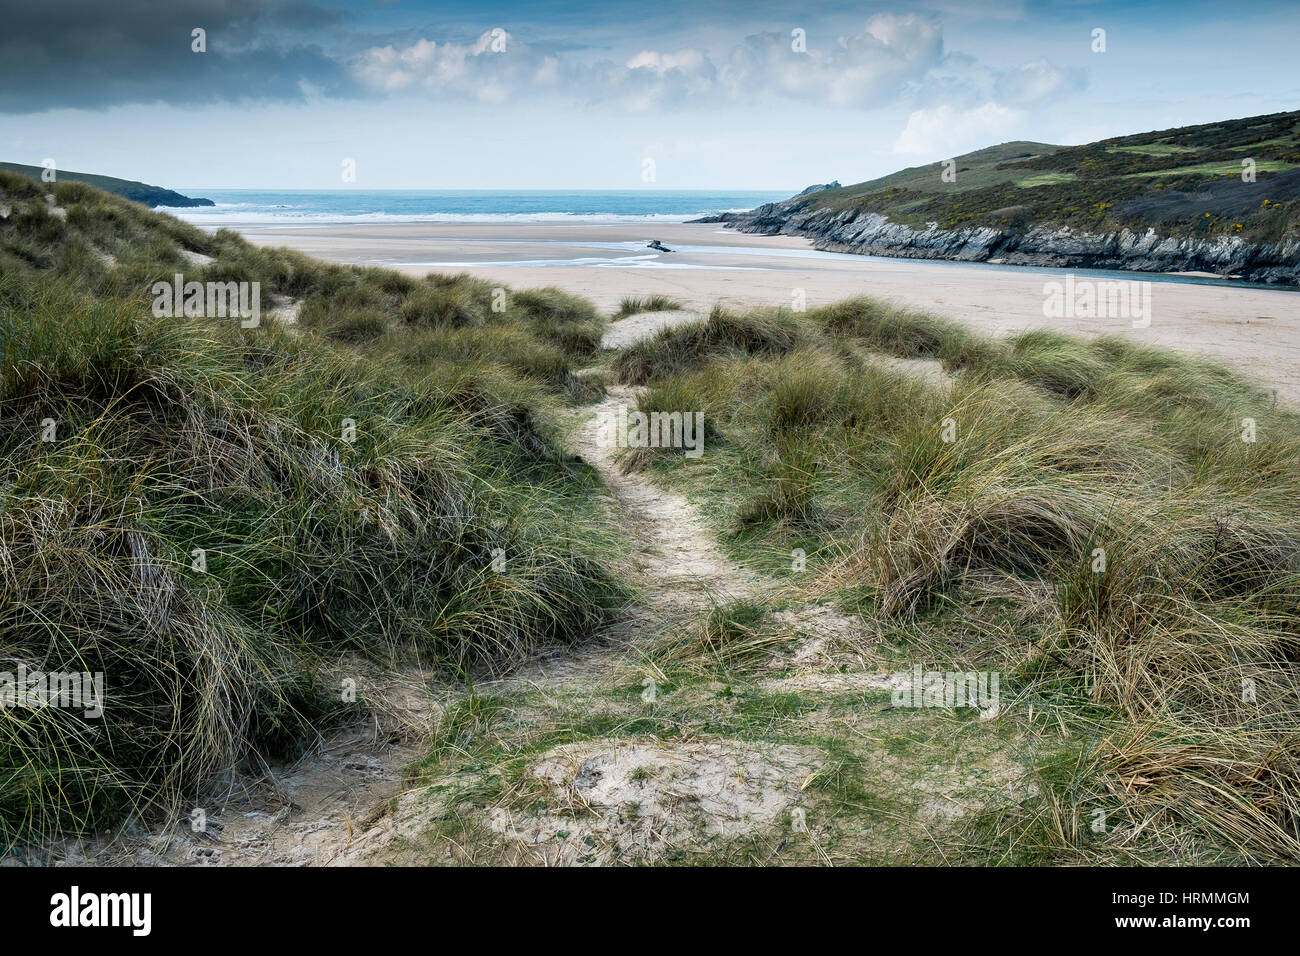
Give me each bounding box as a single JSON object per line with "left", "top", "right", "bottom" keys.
{"left": 1, "top": 0, "right": 1297, "bottom": 191}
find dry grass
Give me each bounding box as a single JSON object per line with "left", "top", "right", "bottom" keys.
{"left": 0, "top": 170, "right": 627, "bottom": 845}
{"left": 610, "top": 293, "right": 1300, "bottom": 863}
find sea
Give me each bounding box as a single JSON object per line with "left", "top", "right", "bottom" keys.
{"left": 160, "top": 189, "right": 1297, "bottom": 292}
{"left": 160, "top": 189, "right": 790, "bottom": 225}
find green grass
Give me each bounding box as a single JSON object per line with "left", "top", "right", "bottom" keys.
{"left": 647, "top": 599, "right": 786, "bottom": 678}
{"left": 1127, "top": 160, "right": 1297, "bottom": 178}
{"left": 818, "top": 141, "right": 1064, "bottom": 201}
{"left": 606, "top": 294, "right": 1300, "bottom": 863}
{"left": 1108, "top": 144, "right": 1199, "bottom": 156}
{"left": 613, "top": 294, "right": 684, "bottom": 318}
{"left": 0, "top": 170, "right": 628, "bottom": 845}
{"left": 1015, "top": 173, "right": 1078, "bottom": 188}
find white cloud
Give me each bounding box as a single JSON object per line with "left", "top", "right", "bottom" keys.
{"left": 994, "top": 58, "right": 1086, "bottom": 107}
{"left": 350, "top": 30, "right": 563, "bottom": 102}
{"left": 721, "top": 14, "right": 944, "bottom": 107}
{"left": 624, "top": 49, "right": 711, "bottom": 77}
{"left": 893, "top": 102, "right": 1027, "bottom": 155}
{"left": 591, "top": 48, "right": 718, "bottom": 110}
{"left": 347, "top": 15, "right": 1083, "bottom": 120}
{"left": 349, "top": 15, "right": 945, "bottom": 111}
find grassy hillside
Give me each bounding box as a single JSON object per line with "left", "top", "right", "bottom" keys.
{"left": 0, "top": 170, "right": 625, "bottom": 842}
{"left": 806, "top": 110, "right": 1300, "bottom": 242}
{"left": 0, "top": 161, "right": 212, "bottom": 208}
{"left": 829, "top": 141, "right": 1065, "bottom": 197}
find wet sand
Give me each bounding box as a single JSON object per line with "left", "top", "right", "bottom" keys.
{"left": 231, "top": 221, "right": 1300, "bottom": 403}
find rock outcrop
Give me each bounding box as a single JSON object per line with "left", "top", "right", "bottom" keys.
{"left": 702, "top": 190, "right": 1300, "bottom": 285}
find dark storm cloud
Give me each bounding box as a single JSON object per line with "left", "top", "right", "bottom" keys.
{"left": 0, "top": 0, "right": 359, "bottom": 113}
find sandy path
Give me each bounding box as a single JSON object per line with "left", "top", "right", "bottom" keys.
{"left": 509, "top": 313, "right": 871, "bottom": 694}
{"left": 41, "top": 671, "right": 442, "bottom": 867}
{"left": 600, "top": 309, "right": 702, "bottom": 349}
{"left": 571, "top": 382, "right": 763, "bottom": 604}
{"left": 50, "top": 310, "right": 910, "bottom": 867}
{"left": 234, "top": 221, "right": 1300, "bottom": 403}
{"left": 503, "top": 335, "right": 766, "bottom": 690}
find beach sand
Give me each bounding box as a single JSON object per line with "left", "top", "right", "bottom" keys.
{"left": 231, "top": 221, "right": 1300, "bottom": 403}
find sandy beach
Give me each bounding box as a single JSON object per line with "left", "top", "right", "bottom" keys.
{"left": 231, "top": 220, "right": 1300, "bottom": 403}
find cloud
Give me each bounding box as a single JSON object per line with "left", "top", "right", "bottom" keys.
{"left": 587, "top": 48, "right": 719, "bottom": 111}
{"left": 720, "top": 14, "right": 945, "bottom": 107}
{"left": 994, "top": 58, "right": 1086, "bottom": 107}
{"left": 893, "top": 102, "right": 1027, "bottom": 155}
{"left": 901, "top": 50, "right": 1088, "bottom": 116}
{"left": 348, "top": 13, "right": 946, "bottom": 112}
{"left": 0, "top": 4, "right": 1085, "bottom": 120}
{"left": 0, "top": 0, "right": 355, "bottom": 113}
{"left": 351, "top": 33, "right": 717, "bottom": 112}
{"left": 350, "top": 30, "right": 567, "bottom": 104}
{"left": 353, "top": 33, "right": 721, "bottom": 112}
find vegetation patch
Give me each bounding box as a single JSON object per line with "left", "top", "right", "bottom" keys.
{"left": 0, "top": 171, "right": 626, "bottom": 845}
{"left": 609, "top": 292, "right": 1300, "bottom": 863}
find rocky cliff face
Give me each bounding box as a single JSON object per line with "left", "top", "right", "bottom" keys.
{"left": 704, "top": 197, "right": 1300, "bottom": 285}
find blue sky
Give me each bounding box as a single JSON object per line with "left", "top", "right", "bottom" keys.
{"left": 1, "top": 0, "right": 1297, "bottom": 190}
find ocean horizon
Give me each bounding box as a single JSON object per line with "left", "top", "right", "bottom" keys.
{"left": 162, "top": 189, "right": 792, "bottom": 225}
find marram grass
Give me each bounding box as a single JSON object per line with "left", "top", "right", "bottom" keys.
{"left": 612, "top": 298, "right": 1300, "bottom": 863}
{"left": 0, "top": 172, "right": 626, "bottom": 844}
{"left": 4, "top": 169, "right": 1299, "bottom": 864}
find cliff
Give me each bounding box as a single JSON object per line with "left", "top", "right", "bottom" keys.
{"left": 702, "top": 112, "right": 1300, "bottom": 284}
{"left": 0, "top": 162, "right": 213, "bottom": 208}
{"left": 708, "top": 192, "right": 1300, "bottom": 284}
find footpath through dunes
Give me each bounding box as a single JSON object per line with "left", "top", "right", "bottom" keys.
{"left": 13, "top": 177, "right": 1295, "bottom": 866}
{"left": 39, "top": 296, "right": 1294, "bottom": 867}
{"left": 497, "top": 380, "right": 764, "bottom": 688}
{"left": 505, "top": 307, "right": 870, "bottom": 687}
{"left": 42, "top": 304, "right": 889, "bottom": 867}
{"left": 570, "top": 309, "right": 769, "bottom": 606}
{"left": 322, "top": 309, "right": 1030, "bottom": 867}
